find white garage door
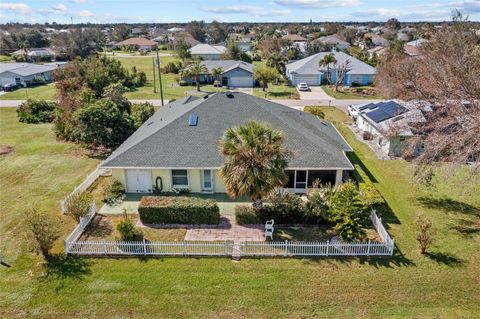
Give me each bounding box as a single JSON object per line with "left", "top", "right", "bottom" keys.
{"left": 229, "top": 76, "right": 253, "bottom": 87}
{"left": 126, "top": 170, "right": 152, "bottom": 193}
{"left": 292, "top": 75, "right": 320, "bottom": 86}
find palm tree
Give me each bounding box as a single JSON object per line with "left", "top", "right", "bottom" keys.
{"left": 183, "top": 60, "right": 208, "bottom": 91}
{"left": 219, "top": 121, "right": 290, "bottom": 212}
{"left": 266, "top": 52, "right": 286, "bottom": 75}
{"left": 319, "top": 53, "right": 337, "bottom": 85}
{"left": 211, "top": 67, "right": 223, "bottom": 87}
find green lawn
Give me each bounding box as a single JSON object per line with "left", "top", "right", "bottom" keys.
{"left": 0, "top": 83, "right": 56, "bottom": 100}
{"left": 253, "top": 84, "right": 299, "bottom": 99}
{"left": 322, "top": 85, "right": 384, "bottom": 100}
{"left": 1, "top": 106, "right": 479, "bottom": 318}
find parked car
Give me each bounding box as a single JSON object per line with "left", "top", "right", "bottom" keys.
{"left": 297, "top": 82, "right": 310, "bottom": 91}
{"left": 2, "top": 83, "right": 20, "bottom": 92}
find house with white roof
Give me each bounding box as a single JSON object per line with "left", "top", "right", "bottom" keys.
{"left": 353, "top": 100, "right": 428, "bottom": 157}
{"left": 182, "top": 60, "right": 255, "bottom": 87}
{"left": 0, "top": 62, "right": 61, "bottom": 88}
{"left": 189, "top": 44, "right": 226, "bottom": 60}
{"left": 285, "top": 51, "right": 377, "bottom": 86}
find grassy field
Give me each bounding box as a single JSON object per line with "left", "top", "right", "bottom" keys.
{"left": 1, "top": 106, "right": 479, "bottom": 318}
{"left": 0, "top": 83, "right": 56, "bottom": 100}
{"left": 322, "top": 85, "right": 384, "bottom": 100}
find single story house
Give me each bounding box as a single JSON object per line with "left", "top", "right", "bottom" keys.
{"left": 189, "top": 44, "right": 226, "bottom": 60}
{"left": 100, "top": 92, "right": 354, "bottom": 194}
{"left": 283, "top": 34, "right": 307, "bottom": 42}
{"left": 316, "top": 35, "right": 350, "bottom": 50}
{"left": 11, "top": 47, "right": 59, "bottom": 62}
{"left": 286, "top": 51, "right": 377, "bottom": 86}
{"left": 367, "top": 46, "right": 387, "bottom": 58}
{"left": 182, "top": 60, "right": 255, "bottom": 87}
{"left": 115, "top": 37, "right": 157, "bottom": 51}
{"left": 0, "top": 62, "right": 60, "bottom": 87}
{"left": 355, "top": 100, "right": 427, "bottom": 157}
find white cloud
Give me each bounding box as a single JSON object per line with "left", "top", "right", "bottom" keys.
{"left": 75, "top": 10, "right": 94, "bottom": 17}
{"left": 70, "top": 0, "right": 87, "bottom": 3}
{"left": 200, "top": 5, "right": 290, "bottom": 17}
{"left": 0, "top": 3, "right": 32, "bottom": 15}
{"left": 274, "top": 0, "right": 361, "bottom": 9}
{"left": 53, "top": 3, "right": 68, "bottom": 13}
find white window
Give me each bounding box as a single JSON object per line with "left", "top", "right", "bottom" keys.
{"left": 172, "top": 170, "right": 188, "bottom": 188}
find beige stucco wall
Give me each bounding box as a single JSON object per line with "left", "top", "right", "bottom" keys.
{"left": 113, "top": 168, "right": 227, "bottom": 193}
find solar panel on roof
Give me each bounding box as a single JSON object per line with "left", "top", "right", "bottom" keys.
{"left": 365, "top": 102, "right": 408, "bottom": 123}
{"left": 188, "top": 114, "right": 198, "bottom": 126}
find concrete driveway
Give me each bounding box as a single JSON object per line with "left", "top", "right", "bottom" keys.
{"left": 298, "top": 86, "right": 332, "bottom": 100}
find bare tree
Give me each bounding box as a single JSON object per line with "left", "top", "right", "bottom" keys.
{"left": 334, "top": 60, "right": 351, "bottom": 92}
{"left": 375, "top": 11, "right": 480, "bottom": 168}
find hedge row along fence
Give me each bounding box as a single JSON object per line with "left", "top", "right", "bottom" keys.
{"left": 138, "top": 196, "right": 220, "bottom": 224}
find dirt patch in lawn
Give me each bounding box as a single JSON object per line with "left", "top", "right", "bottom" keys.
{"left": 0, "top": 145, "right": 13, "bottom": 156}
{"left": 274, "top": 226, "right": 381, "bottom": 242}
{"left": 80, "top": 214, "right": 186, "bottom": 242}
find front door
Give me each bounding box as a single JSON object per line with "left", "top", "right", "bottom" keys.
{"left": 126, "top": 169, "right": 151, "bottom": 193}
{"left": 202, "top": 169, "right": 213, "bottom": 192}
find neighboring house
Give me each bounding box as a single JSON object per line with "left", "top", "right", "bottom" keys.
{"left": 115, "top": 37, "right": 157, "bottom": 51}
{"left": 11, "top": 48, "right": 60, "bottom": 62}
{"left": 404, "top": 38, "right": 429, "bottom": 57}
{"left": 316, "top": 35, "right": 350, "bottom": 49}
{"left": 182, "top": 60, "right": 255, "bottom": 87}
{"left": 363, "top": 33, "right": 389, "bottom": 48}
{"left": 354, "top": 100, "right": 427, "bottom": 157}
{"left": 235, "top": 41, "right": 252, "bottom": 52}
{"left": 285, "top": 51, "right": 377, "bottom": 86}
{"left": 0, "top": 62, "right": 60, "bottom": 87}
{"left": 367, "top": 46, "right": 387, "bottom": 58}
{"left": 283, "top": 34, "right": 307, "bottom": 42}
{"left": 100, "top": 92, "right": 353, "bottom": 194}
{"left": 189, "top": 44, "right": 226, "bottom": 60}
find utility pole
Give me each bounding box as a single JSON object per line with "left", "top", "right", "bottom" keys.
{"left": 155, "top": 46, "right": 164, "bottom": 106}
{"left": 152, "top": 57, "right": 156, "bottom": 93}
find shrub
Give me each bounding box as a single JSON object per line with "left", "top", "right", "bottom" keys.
{"left": 138, "top": 196, "right": 220, "bottom": 224}
{"left": 133, "top": 70, "right": 147, "bottom": 87}
{"left": 179, "top": 80, "right": 188, "bottom": 86}
{"left": 359, "top": 181, "right": 385, "bottom": 214}
{"left": 163, "top": 61, "right": 180, "bottom": 74}
{"left": 131, "top": 102, "right": 155, "bottom": 128}
{"left": 159, "top": 45, "right": 167, "bottom": 50}
{"left": 304, "top": 189, "right": 330, "bottom": 224}
{"left": 258, "top": 192, "right": 306, "bottom": 224}
{"left": 23, "top": 208, "right": 60, "bottom": 260}
{"left": 64, "top": 191, "right": 93, "bottom": 222}
{"left": 304, "top": 106, "right": 326, "bottom": 119}
{"left": 235, "top": 205, "right": 260, "bottom": 225}
{"left": 415, "top": 212, "right": 436, "bottom": 254}
{"left": 116, "top": 210, "right": 142, "bottom": 241}
{"left": 102, "top": 179, "right": 125, "bottom": 205}
{"left": 17, "top": 99, "right": 57, "bottom": 123}
{"left": 328, "top": 181, "right": 368, "bottom": 241}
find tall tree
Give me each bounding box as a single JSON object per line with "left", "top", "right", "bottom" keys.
{"left": 319, "top": 53, "right": 337, "bottom": 85}
{"left": 182, "top": 61, "right": 208, "bottom": 91}
{"left": 219, "top": 121, "right": 290, "bottom": 211}
{"left": 186, "top": 20, "right": 207, "bottom": 42}
{"left": 253, "top": 65, "right": 280, "bottom": 92}
{"left": 266, "top": 52, "right": 286, "bottom": 75}
{"left": 375, "top": 11, "right": 480, "bottom": 167}
{"left": 208, "top": 20, "right": 228, "bottom": 43}
{"left": 211, "top": 67, "right": 223, "bottom": 83}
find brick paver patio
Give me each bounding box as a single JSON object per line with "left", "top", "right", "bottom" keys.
{"left": 184, "top": 216, "right": 265, "bottom": 242}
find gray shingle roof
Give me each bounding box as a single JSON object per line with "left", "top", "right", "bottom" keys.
{"left": 101, "top": 92, "right": 353, "bottom": 170}
{"left": 0, "top": 62, "right": 57, "bottom": 76}
{"left": 286, "top": 51, "right": 377, "bottom": 75}
{"left": 201, "top": 60, "right": 253, "bottom": 74}
{"left": 189, "top": 44, "right": 226, "bottom": 55}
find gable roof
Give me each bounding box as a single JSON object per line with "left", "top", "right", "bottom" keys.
{"left": 101, "top": 92, "right": 353, "bottom": 170}
{"left": 116, "top": 37, "right": 157, "bottom": 46}
{"left": 317, "top": 35, "right": 350, "bottom": 46}
{"left": 201, "top": 60, "right": 254, "bottom": 74}
{"left": 0, "top": 62, "right": 57, "bottom": 76}
{"left": 283, "top": 34, "right": 307, "bottom": 42}
{"left": 189, "top": 44, "right": 226, "bottom": 55}
{"left": 286, "top": 51, "right": 377, "bottom": 75}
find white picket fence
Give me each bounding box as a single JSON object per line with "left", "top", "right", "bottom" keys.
{"left": 60, "top": 167, "right": 108, "bottom": 213}
{"left": 64, "top": 206, "right": 394, "bottom": 257}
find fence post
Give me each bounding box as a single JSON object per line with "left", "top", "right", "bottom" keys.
{"left": 284, "top": 240, "right": 288, "bottom": 256}
{"left": 367, "top": 240, "right": 371, "bottom": 256}
{"left": 326, "top": 240, "right": 329, "bottom": 256}
{"left": 143, "top": 238, "right": 147, "bottom": 256}
{"left": 184, "top": 241, "right": 187, "bottom": 256}
{"left": 224, "top": 241, "right": 227, "bottom": 256}
{"left": 103, "top": 240, "right": 107, "bottom": 255}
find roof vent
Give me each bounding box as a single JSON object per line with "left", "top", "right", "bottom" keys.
{"left": 225, "top": 91, "right": 234, "bottom": 98}
{"left": 188, "top": 114, "right": 198, "bottom": 126}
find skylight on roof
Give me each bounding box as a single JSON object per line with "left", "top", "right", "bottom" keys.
{"left": 188, "top": 114, "right": 198, "bottom": 126}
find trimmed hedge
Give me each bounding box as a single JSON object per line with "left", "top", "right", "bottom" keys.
{"left": 235, "top": 205, "right": 260, "bottom": 225}
{"left": 138, "top": 196, "right": 220, "bottom": 225}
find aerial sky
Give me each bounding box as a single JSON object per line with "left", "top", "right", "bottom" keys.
{"left": 1, "top": 0, "right": 479, "bottom": 24}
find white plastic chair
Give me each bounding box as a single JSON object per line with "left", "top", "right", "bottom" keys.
{"left": 265, "top": 220, "right": 274, "bottom": 240}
